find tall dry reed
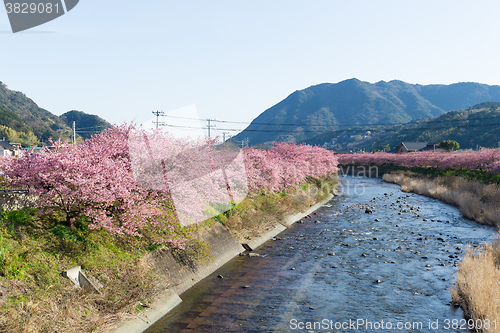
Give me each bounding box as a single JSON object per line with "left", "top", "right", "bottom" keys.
{"left": 383, "top": 172, "right": 500, "bottom": 228}
{"left": 451, "top": 241, "right": 500, "bottom": 333}
{"left": 384, "top": 171, "right": 500, "bottom": 332}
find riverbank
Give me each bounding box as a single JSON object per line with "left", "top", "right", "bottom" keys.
{"left": 383, "top": 170, "right": 500, "bottom": 228}
{"left": 107, "top": 177, "right": 336, "bottom": 333}
{"left": 0, "top": 177, "right": 337, "bottom": 333}
{"left": 382, "top": 170, "right": 500, "bottom": 332}
{"left": 110, "top": 191, "right": 336, "bottom": 333}
{"left": 142, "top": 176, "right": 496, "bottom": 332}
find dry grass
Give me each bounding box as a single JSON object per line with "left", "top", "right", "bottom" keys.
{"left": 383, "top": 171, "right": 500, "bottom": 228}
{"left": 451, "top": 240, "right": 500, "bottom": 332}
{"left": 0, "top": 177, "right": 338, "bottom": 332}
{"left": 0, "top": 258, "right": 163, "bottom": 333}
{"left": 384, "top": 171, "right": 500, "bottom": 332}
{"left": 0, "top": 212, "right": 174, "bottom": 333}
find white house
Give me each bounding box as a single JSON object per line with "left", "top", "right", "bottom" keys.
{"left": 0, "top": 141, "right": 21, "bottom": 157}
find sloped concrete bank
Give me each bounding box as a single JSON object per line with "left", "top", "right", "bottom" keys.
{"left": 108, "top": 193, "right": 334, "bottom": 333}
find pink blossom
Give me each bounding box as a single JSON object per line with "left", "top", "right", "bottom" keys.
{"left": 337, "top": 149, "right": 500, "bottom": 174}
{"left": 0, "top": 125, "right": 339, "bottom": 247}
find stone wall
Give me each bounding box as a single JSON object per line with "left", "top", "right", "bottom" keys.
{"left": 0, "top": 192, "right": 37, "bottom": 211}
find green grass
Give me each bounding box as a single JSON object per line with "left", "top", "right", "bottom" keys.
{"left": 0, "top": 210, "right": 141, "bottom": 284}
{"left": 0, "top": 206, "right": 167, "bottom": 331}
{"left": 210, "top": 176, "right": 337, "bottom": 241}
{"left": 0, "top": 175, "right": 338, "bottom": 332}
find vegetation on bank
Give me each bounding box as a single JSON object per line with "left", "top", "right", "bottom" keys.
{"left": 217, "top": 176, "right": 337, "bottom": 242}
{"left": 340, "top": 148, "right": 500, "bottom": 333}
{"left": 341, "top": 163, "right": 500, "bottom": 184}
{"left": 451, "top": 241, "right": 500, "bottom": 333}
{"left": 0, "top": 124, "right": 339, "bottom": 332}
{"left": 382, "top": 171, "right": 500, "bottom": 228}
{"left": 380, "top": 170, "right": 500, "bottom": 332}
{"left": 338, "top": 148, "right": 500, "bottom": 185}
{"left": 0, "top": 177, "right": 336, "bottom": 333}
{"left": 0, "top": 208, "right": 163, "bottom": 332}
{"left": 338, "top": 149, "right": 500, "bottom": 175}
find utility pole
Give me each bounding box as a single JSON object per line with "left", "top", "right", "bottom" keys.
{"left": 222, "top": 132, "right": 230, "bottom": 142}
{"left": 152, "top": 110, "right": 164, "bottom": 130}
{"left": 240, "top": 138, "right": 249, "bottom": 148}
{"left": 207, "top": 119, "right": 215, "bottom": 138}
{"left": 73, "top": 121, "right": 76, "bottom": 145}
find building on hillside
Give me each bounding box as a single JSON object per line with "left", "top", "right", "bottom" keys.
{"left": 395, "top": 142, "right": 446, "bottom": 153}
{"left": 0, "top": 141, "right": 21, "bottom": 157}
{"left": 9, "top": 143, "right": 23, "bottom": 157}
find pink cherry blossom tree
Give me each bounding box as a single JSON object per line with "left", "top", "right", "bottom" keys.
{"left": 337, "top": 149, "right": 500, "bottom": 174}
{"left": 1, "top": 124, "right": 339, "bottom": 245}
{"left": 0, "top": 124, "right": 175, "bottom": 239}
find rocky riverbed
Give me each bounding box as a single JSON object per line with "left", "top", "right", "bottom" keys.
{"left": 145, "top": 176, "right": 497, "bottom": 333}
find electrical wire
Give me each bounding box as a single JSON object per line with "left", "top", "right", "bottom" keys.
{"left": 154, "top": 110, "right": 500, "bottom": 128}
{"left": 158, "top": 120, "right": 500, "bottom": 134}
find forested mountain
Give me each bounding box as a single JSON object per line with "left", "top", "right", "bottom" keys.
{"left": 60, "top": 110, "right": 111, "bottom": 140}
{"left": 234, "top": 79, "right": 500, "bottom": 146}
{"left": 342, "top": 102, "right": 500, "bottom": 151}
{"left": 0, "top": 82, "right": 111, "bottom": 145}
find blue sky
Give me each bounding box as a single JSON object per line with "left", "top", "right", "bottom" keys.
{"left": 2, "top": 1, "right": 500, "bottom": 136}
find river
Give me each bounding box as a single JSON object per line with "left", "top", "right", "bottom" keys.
{"left": 145, "top": 176, "right": 497, "bottom": 332}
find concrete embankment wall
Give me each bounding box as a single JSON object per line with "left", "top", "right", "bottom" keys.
{"left": 147, "top": 223, "right": 245, "bottom": 296}
{"left": 108, "top": 193, "right": 334, "bottom": 333}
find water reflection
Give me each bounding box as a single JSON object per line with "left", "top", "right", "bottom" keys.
{"left": 145, "top": 176, "right": 497, "bottom": 332}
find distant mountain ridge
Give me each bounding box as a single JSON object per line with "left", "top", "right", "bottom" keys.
{"left": 60, "top": 110, "right": 111, "bottom": 140}
{"left": 345, "top": 102, "right": 500, "bottom": 151}
{"left": 234, "top": 79, "right": 500, "bottom": 145}
{"left": 0, "top": 82, "right": 111, "bottom": 146}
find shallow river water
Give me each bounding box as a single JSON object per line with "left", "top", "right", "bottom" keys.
{"left": 145, "top": 176, "right": 498, "bottom": 333}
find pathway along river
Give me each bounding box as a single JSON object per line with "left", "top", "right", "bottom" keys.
{"left": 145, "top": 176, "right": 498, "bottom": 333}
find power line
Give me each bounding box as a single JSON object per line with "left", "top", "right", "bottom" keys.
{"left": 75, "top": 131, "right": 103, "bottom": 133}
{"left": 74, "top": 125, "right": 109, "bottom": 130}
{"left": 158, "top": 120, "right": 500, "bottom": 135}
{"left": 153, "top": 111, "right": 500, "bottom": 129}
